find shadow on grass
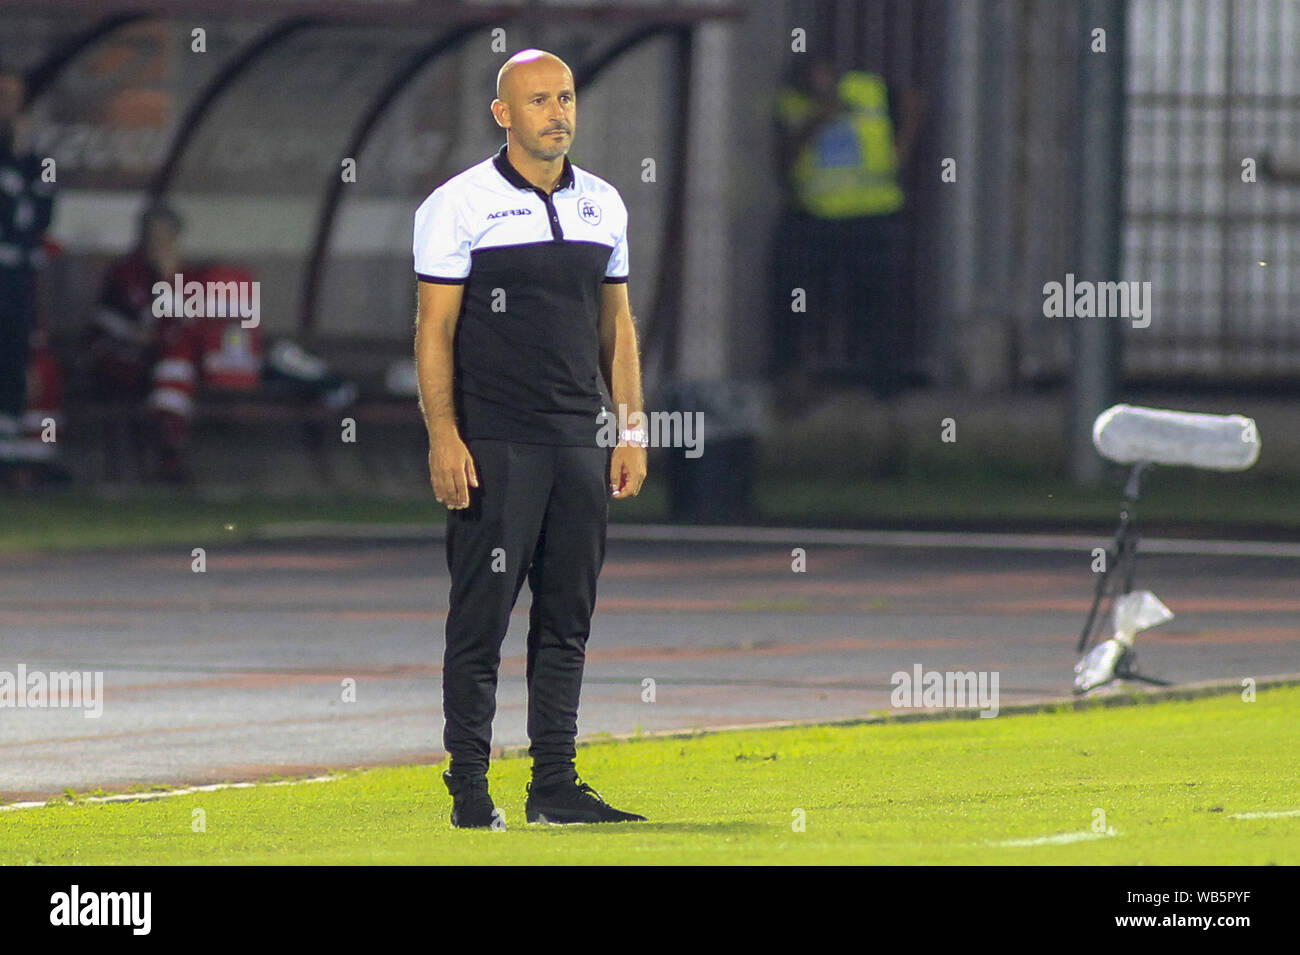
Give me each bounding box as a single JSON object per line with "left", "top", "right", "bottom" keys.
{"left": 519, "top": 820, "right": 762, "bottom": 836}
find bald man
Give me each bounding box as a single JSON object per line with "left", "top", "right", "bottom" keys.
{"left": 414, "top": 49, "right": 647, "bottom": 827}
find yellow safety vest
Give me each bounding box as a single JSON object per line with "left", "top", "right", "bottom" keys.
{"left": 777, "top": 71, "right": 904, "bottom": 218}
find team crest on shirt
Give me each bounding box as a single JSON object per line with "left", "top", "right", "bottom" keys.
{"left": 577, "top": 197, "right": 602, "bottom": 225}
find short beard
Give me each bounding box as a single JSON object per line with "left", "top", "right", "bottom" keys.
{"left": 523, "top": 131, "right": 570, "bottom": 163}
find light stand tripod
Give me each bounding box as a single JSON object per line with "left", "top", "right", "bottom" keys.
{"left": 1075, "top": 461, "right": 1170, "bottom": 688}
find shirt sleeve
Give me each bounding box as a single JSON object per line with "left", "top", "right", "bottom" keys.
{"left": 603, "top": 195, "right": 629, "bottom": 284}
{"left": 413, "top": 187, "right": 471, "bottom": 283}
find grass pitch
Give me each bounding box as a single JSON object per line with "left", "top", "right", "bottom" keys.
{"left": 3, "top": 685, "right": 1297, "bottom": 865}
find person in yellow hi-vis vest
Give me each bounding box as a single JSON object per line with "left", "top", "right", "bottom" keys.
{"left": 770, "top": 58, "right": 923, "bottom": 400}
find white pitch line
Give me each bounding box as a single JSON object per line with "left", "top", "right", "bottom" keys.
{"left": 1228, "top": 808, "right": 1300, "bottom": 819}
{"left": 990, "top": 828, "right": 1119, "bottom": 847}
{"left": 257, "top": 521, "right": 1300, "bottom": 559}
{"left": 611, "top": 525, "right": 1300, "bottom": 559}
{"left": 612, "top": 524, "right": 1111, "bottom": 551}
{"left": 0, "top": 774, "right": 340, "bottom": 812}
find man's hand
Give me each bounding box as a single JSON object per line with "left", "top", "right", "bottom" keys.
{"left": 429, "top": 432, "right": 479, "bottom": 509}
{"left": 609, "top": 444, "right": 646, "bottom": 499}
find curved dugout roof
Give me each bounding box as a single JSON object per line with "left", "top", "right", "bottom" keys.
{"left": 9, "top": 3, "right": 737, "bottom": 379}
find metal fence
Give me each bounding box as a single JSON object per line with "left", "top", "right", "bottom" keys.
{"left": 1124, "top": 0, "right": 1300, "bottom": 383}
{"left": 791, "top": 0, "right": 1300, "bottom": 390}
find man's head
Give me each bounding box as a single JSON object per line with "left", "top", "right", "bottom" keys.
{"left": 788, "top": 57, "right": 838, "bottom": 103}
{"left": 138, "top": 203, "right": 183, "bottom": 263}
{"left": 491, "top": 49, "right": 575, "bottom": 162}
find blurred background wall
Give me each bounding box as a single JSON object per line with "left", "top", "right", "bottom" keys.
{"left": 4, "top": 0, "right": 1300, "bottom": 500}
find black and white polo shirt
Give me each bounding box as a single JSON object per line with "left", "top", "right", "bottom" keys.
{"left": 413, "top": 143, "right": 629, "bottom": 447}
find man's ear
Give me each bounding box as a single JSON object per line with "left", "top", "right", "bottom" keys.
{"left": 491, "top": 99, "right": 508, "bottom": 129}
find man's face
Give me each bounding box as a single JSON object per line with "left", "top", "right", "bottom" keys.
{"left": 809, "top": 62, "right": 837, "bottom": 102}
{"left": 496, "top": 59, "right": 576, "bottom": 162}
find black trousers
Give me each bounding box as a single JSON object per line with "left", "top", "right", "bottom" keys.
{"left": 769, "top": 210, "right": 904, "bottom": 395}
{"left": 442, "top": 438, "right": 609, "bottom": 786}
{"left": 0, "top": 270, "right": 36, "bottom": 421}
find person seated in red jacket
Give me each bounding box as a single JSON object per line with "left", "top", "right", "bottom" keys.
{"left": 84, "top": 203, "right": 355, "bottom": 484}
{"left": 83, "top": 203, "right": 200, "bottom": 481}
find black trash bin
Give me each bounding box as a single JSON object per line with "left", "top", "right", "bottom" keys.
{"left": 653, "top": 379, "right": 763, "bottom": 524}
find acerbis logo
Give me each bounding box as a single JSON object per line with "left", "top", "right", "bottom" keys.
{"left": 578, "top": 197, "right": 601, "bottom": 225}
{"left": 486, "top": 208, "right": 532, "bottom": 220}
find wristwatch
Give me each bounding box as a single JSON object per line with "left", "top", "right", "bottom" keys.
{"left": 618, "top": 428, "right": 649, "bottom": 448}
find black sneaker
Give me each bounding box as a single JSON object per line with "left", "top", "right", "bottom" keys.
{"left": 443, "top": 770, "right": 500, "bottom": 829}
{"left": 525, "top": 777, "right": 646, "bottom": 824}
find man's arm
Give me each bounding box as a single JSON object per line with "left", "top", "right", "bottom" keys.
{"left": 598, "top": 281, "right": 646, "bottom": 499}
{"left": 414, "top": 279, "right": 478, "bottom": 509}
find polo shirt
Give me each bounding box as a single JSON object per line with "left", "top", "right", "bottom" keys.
{"left": 413, "top": 143, "right": 629, "bottom": 447}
